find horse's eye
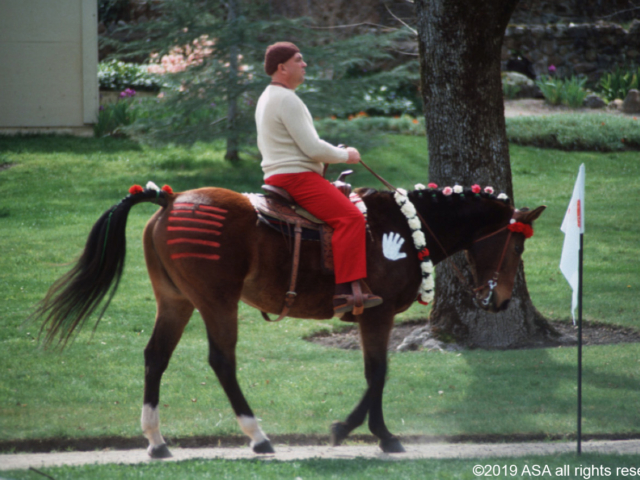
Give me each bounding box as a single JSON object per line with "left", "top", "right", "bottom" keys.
{"left": 515, "top": 245, "right": 524, "bottom": 255}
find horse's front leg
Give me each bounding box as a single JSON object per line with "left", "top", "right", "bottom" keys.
{"left": 330, "top": 307, "right": 405, "bottom": 453}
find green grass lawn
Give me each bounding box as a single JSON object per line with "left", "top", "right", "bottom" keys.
{"left": 5, "top": 453, "right": 640, "bottom": 479}
{"left": 1, "top": 134, "right": 639, "bottom": 447}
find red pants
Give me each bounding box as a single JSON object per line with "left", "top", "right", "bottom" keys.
{"left": 265, "top": 172, "right": 367, "bottom": 284}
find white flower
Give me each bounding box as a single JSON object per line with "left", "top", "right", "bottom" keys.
{"left": 453, "top": 185, "right": 463, "bottom": 194}
{"left": 408, "top": 217, "right": 421, "bottom": 230}
{"left": 484, "top": 186, "right": 494, "bottom": 194}
{"left": 414, "top": 183, "right": 426, "bottom": 190}
{"left": 412, "top": 230, "right": 426, "bottom": 248}
{"left": 401, "top": 201, "right": 417, "bottom": 218}
{"left": 420, "top": 291, "right": 434, "bottom": 303}
{"left": 421, "top": 261, "right": 433, "bottom": 274}
{"left": 146, "top": 181, "right": 160, "bottom": 191}
{"left": 498, "top": 193, "right": 509, "bottom": 200}
{"left": 422, "top": 276, "right": 435, "bottom": 292}
{"left": 394, "top": 191, "right": 407, "bottom": 206}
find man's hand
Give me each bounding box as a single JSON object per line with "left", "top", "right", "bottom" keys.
{"left": 345, "top": 147, "right": 361, "bottom": 164}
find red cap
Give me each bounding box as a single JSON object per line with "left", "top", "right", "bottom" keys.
{"left": 264, "top": 42, "right": 300, "bottom": 76}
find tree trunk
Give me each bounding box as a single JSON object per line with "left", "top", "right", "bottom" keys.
{"left": 225, "top": 0, "right": 240, "bottom": 161}
{"left": 415, "top": 0, "right": 555, "bottom": 348}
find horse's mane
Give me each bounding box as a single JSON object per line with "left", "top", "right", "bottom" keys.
{"left": 355, "top": 185, "right": 512, "bottom": 208}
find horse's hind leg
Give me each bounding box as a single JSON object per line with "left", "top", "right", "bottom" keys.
{"left": 141, "top": 296, "right": 194, "bottom": 458}
{"left": 199, "top": 301, "right": 274, "bottom": 454}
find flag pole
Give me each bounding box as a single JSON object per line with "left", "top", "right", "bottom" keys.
{"left": 577, "top": 232, "right": 584, "bottom": 455}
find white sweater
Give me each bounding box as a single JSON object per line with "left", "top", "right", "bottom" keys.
{"left": 255, "top": 85, "right": 349, "bottom": 179}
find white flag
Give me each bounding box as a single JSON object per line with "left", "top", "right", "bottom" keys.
{"left": 560, "top": 164, "right": 585, "bottom": 322}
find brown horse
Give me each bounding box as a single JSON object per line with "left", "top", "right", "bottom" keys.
{"left": 35, "top": 181, "right": 545, "bottom": 457}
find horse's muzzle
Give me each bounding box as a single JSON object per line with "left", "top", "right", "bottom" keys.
{"left": 474, "top": 290, "right": 510, "bottom": 313}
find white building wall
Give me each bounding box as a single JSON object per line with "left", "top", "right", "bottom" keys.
{"left": 0, "top": 0, "right": 98, "bottom": 130}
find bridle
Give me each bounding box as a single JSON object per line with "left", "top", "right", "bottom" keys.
{"left": 359, "top": 159, "right": 517, "bottom": 307}
{"left": 468, "top": 224, "right": 515, "bottom": 306}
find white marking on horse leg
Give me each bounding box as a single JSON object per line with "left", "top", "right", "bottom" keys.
{"left": 141, "top": 404, "right": 165, "bottom": 448}
{"left": 237, "top": 415, "right": 269, "bottom": 447}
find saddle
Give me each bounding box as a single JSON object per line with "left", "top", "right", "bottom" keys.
{"left": 245, "top": 171, "right": 357, "bottom": 321}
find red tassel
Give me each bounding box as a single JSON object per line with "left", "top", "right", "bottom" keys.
{"left": 417, "top": 297, "right": 430, "bottom": 306}
{"left": 161, "top": 185, "right": 174, "bottom": 194}
{"left": 508, "top": 222, "right": 534, "bottom": 239}
{"left": 129, "top": 185, "right": 143, "bottom": 195}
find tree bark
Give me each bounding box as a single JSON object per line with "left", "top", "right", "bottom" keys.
{"left": 415, "top": 0, "right": 555, "bottom": 348}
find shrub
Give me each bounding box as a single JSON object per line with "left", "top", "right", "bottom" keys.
{"left": 98, "top": 60, "right": 164, "bottom": 92}
{"left": 560, "top": 76, "right": 589, "bottom": 108}
{"left": 506, "top": 114, "right": 640, "bottom": 151}
{"left": 94, "top": 93, "right": 141, "bottom": 137}
{"left": 535, "top": 76, "right": 564, "bottom": 105}
{"left": 598, "top": 67, "right": 639, "bottom": 102}
{"left": 315, "top": 115, "right": 424, "bottom": 149}
{"left": 503, "top": 83, "right": 521, "bottom": 100}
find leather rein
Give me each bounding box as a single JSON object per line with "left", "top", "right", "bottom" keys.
{"left": 359, "top": 159, "right": 514, "bottom": 305}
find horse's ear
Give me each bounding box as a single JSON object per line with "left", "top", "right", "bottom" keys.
{"left": 522, "top": 205, "right": 546, "bottom": 224}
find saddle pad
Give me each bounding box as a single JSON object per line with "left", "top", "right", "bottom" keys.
{"left": 245, "top": 193, "right": 334, "bottom": 274}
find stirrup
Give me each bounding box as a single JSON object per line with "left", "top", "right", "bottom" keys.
{"left": 333, "top": 281, "right": 383, "bottom": 316}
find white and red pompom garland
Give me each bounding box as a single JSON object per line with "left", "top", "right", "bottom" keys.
{"left": 394, "top": 182, "right": 511, "bottom": 305}
{"left": 394, "top": 187, "right": 434, "bottom": 305}
{"left": 349, "top": 192, "right": 368, "bottom": 218}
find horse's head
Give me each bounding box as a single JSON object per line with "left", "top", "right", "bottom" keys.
{"left": 466, "top": 205, "right": 546, "bottom": 312}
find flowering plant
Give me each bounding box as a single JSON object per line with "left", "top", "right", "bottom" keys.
{"left": 120, "top": 88, "right": 137, "bottom": 98}
{"left": 394, "top": 190, "right": 434, "bottom": 305}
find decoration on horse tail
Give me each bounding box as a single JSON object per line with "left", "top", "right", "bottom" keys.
{"left": 128, "top": 182, "right": 174, "bottom": 196}
{"left": 394, "top": 188, "right": 434, "bottom": 305}
{"left": 166, "top": 202, "right": 228, "bottom": 261}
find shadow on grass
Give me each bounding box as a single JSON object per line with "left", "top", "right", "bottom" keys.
{"left": 0, "top": 135, "right": 143, "bottom": 154}
{"left": 455, "top": 346, "right": 640, "bottom": 436}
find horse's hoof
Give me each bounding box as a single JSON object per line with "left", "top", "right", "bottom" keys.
{"left": 147, "top": 443, "right": 172, "bottom": 459}
{"left": 330, "top": 421, "right": 350, "bottom": 446}
{"left": 380, "top": 437, "right": 406, "bottom": 453}
{"left": 253, "top": 439, "right": 275, "bottom": 454}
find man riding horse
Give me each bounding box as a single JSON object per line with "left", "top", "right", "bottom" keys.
{"left": 255, "top": 42, "right": 383, "bottom": 315}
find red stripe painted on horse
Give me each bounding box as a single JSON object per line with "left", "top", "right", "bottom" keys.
{"left": 170, "top": 253, "right": 221, "bottom": 261}
{"left": 168, "top": 217, "right": 223, "bottom": 228}
{"left": 198, "top": 204, "right": 228, "bottom": 214}
{"left": 167, "top": 226, "right": 222, "bottom": 235}
{"left": 170, "top": 210, "right": 226, "bottom": 221}
{"left": 167, "top": 238, "right": 221, "bottom": 248}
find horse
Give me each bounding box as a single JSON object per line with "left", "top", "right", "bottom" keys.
{"left": 34, "top": 179, "right": 545, "bottom": 457}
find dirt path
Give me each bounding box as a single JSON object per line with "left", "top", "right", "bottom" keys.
{"left": 2, "top": 440, "right": 640, "bottom": 471}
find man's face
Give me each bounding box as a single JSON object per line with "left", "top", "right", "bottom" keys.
{"left": 282, "top": 52, "right": 307, "bottom": 88}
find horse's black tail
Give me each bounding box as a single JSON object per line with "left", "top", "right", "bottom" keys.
{"left": 33, "top": 187, "right": 171, "bottom": 349}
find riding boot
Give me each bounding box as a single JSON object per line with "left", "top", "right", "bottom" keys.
{"left": 333, "top": 279, "right": 383, "bottom": 316}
